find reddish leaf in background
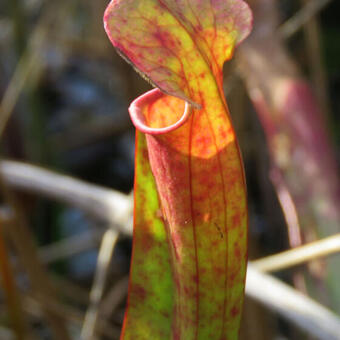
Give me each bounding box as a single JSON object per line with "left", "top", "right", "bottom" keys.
{"left": 104, "top": 0, "right": 252, "bottom": 339}
{"left": 238, "top": 0, "right": 340, "bottom": 311}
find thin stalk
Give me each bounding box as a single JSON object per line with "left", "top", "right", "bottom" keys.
{"left": 38, "top": 229, "right": 104, "bottom": 264}
{"left": 81, "top": 228, "right": 119, "bottom": 340}
{"left": 99, "top": 275, "right": 129, "bottom": 319}
{"left": 252, "top": 234, "right": 340, "bottom": 273}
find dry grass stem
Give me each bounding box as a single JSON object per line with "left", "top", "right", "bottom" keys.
{"left": 252, "top": 233, "right": 340, "bottom": 272}
{"left": 81, "top": 229, "right": 119, "bottom": 340}
{"left": 99, "top": 276, "right": 129, "bottom": 319}
{"left": 279, "top": 0, "right": 333, "bottom": 39}
{"left": 246, "top": 265, "right": 340, "bottom": 340}
{"left": 39, "top": 229, "right": 104, "bottom": 264}
{"left": 0, "top": 160, "right": 133, "bottom": 235}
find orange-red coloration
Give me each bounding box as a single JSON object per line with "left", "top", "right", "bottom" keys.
{"left": 104, "top": 0, "right": 252, "bottom": 339}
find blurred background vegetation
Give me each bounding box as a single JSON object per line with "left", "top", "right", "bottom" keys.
{"left": 0, "top": 0, "right": 339, "bottom": 339}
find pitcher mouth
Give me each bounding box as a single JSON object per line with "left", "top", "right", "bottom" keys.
{"left": 129, "top": 88, "right": 192, "bottom": 135}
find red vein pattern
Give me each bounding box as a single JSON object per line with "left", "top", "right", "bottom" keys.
{"left": 104, "top": 1, "right": 252, "bottom": 339}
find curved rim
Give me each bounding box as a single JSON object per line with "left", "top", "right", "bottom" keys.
{"left": 129, "top": 88, "right": 192, "bottom": 135}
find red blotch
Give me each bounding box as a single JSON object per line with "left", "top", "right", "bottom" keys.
{"left": 160, "top": 310, "right": 170, "bottom": 319}
{"left": 139, "top": 225, "right": 154, "bottom": 253}
{"left": 173, "top": 328, "right": 180, "bottom": 340}
{"left": 183, "top": 285, "right": 191, "bottom": 296}
{"left": 153, "top": 30, "right": 178, "bottom": 49}
{"left": 229, "top": 213, "right": 241, "bottom": 230}
{"left": 234, "top": 241, "right": 241, "bottom": 259}
{"left": 131, "top": 284, "right": 147, "bottom": 302}
{"left": 230, "top": 306, "right": 239, "bottom": 318}
{"left": 214, "top": 265, "right": 226, "bottom": 278}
